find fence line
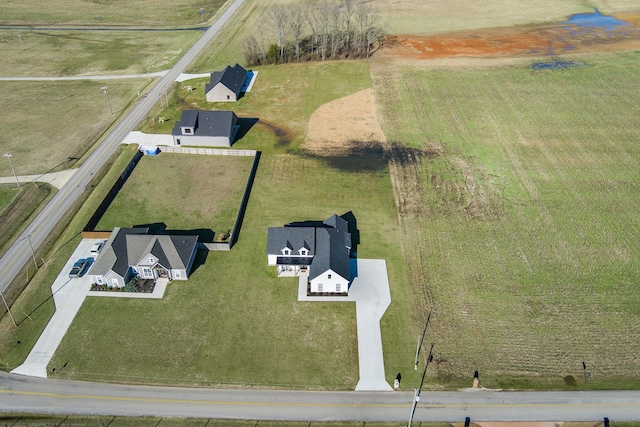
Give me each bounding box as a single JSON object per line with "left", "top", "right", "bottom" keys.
{"left": 158, "top": 146, "right": 256, "bottom": 157}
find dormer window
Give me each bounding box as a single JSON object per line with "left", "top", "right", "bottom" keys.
{"left": 299, "top": 248, "right": 308, "bottom": 256}
{"left": 184, "top": 128, "right": 192, "bottom": 134}
{"left": 282, "top": 248, "right": 291, "bottom": 256}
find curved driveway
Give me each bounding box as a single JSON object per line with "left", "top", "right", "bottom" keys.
{"left": 0, "top": 0, "right": 246, "bottom": 296}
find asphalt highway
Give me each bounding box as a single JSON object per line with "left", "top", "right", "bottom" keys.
{"left": 0, "top": 0, "right": 246, "bottom": 296}
{"left": 1, "top": 372, "right": 639, "bottom": 422}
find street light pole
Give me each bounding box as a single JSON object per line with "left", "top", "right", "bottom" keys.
{"left": 100, "top": 86, "right": 113, "bottom": 114}
{"left": 3, "top": 153, "right": 20, "bottom": 187}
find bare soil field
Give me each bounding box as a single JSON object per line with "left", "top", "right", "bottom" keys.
{"left": 302, "top": 89, "right": 386, "bottom": 156}
{"left": 381, "top": 11, "right": 640, "bottom": 61}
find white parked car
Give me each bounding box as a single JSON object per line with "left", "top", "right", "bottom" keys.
{"left": 90, "top": 241, "right": 106, "bottom": 256}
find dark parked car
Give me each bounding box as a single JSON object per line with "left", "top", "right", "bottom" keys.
{"left": 69, "top": 258, "right": 89, "bottom": 278}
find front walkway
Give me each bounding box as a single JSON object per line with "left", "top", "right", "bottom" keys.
{"left": 298, "top": 259, "right": 393, "bottom": 391}
{"left": 11, "top": 239, "right": 169, "bottom": 378}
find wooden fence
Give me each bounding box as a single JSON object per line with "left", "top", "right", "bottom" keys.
{"left": 159, "top": 146, "right": 256, "bottom": 157}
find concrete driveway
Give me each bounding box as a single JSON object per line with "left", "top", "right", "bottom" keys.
{"left": 298, "top": 259, "right": 393, "bottom": 391}
{"left": 11, "top": 239, "right": 99, "bottom": 378}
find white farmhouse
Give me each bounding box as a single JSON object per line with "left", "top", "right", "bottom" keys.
{"left": 267, "top": 214, "right": 353, "bottom": 295}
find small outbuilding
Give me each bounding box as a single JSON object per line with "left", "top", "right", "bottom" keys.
{"left": 171, "top": 110, "right": 239, "bottom": 147}
{"left": 205, "top": 64, "right": 247, "bottom": 102}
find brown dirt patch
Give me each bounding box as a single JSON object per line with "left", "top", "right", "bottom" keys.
{"left": 302, "top": 88, "right": 386, "bottom": 156}
{"left": 380, "top": 12, "right": 640, "bottom": 61}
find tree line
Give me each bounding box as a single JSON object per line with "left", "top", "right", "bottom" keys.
{"left": 242, "top": 0, "right": 386, "bottom": 66}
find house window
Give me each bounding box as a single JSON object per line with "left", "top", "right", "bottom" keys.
{"left": 111, "top": 278, "right": 119, "bottom": 288}
{"left": 227, "top": 95, "right": 230, "bottom": 100}
{"left": 174, "top": 270, "right": 181, "bottom": 279}
{"left": 328, "top": 274, "right": 332, "bottom": 279}
{"left": 149, "top": 257, "right": 155, "bottom": 263}
{"left": 96, "top": 276, "right": 104, "bottom": 285}
{"left": 336, "top": 283, "right": 341, "bottom": 292}
{"left": 143, "top": 268, "right": 152, "bottom": 278}
{"left": 300, "top": 249, "right": 308, "bottom": 256}
{"left": 283, "top": 248, "right": 291, "bottom": 256}
{"left": 184, "top": 128, "right": 192, "bottom": 134}
{"left": 318, "top": 283, "right": 323, "bottom": 292}
{"left": 176, "top": 139, "right": 181, "bottom": 145}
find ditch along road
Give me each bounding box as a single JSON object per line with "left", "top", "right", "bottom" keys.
{"left": 1, "top": 371, "right": 640, "bottom": 422}
{"left": 0, "top": 0, "right": 245, "bottom": 296}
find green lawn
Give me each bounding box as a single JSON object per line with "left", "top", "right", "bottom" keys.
{"left": 141, "top": 60, "right": 373, "bottom": 153}
{"left": 50, "top": 152, "right": 405, "bottom": 389}
{"left": 0, "top": 30, "right": 202, "bottom": 77}
{"left": 96, "top": 153, "right": 253, "bottom": 237}
{"left": 1, "top": 0, "right": 226, "bottom": 26}
{"left": 373, "top": 51, "right": 640, "bottom": 388}
{"left": 0, "top": 183, "right": 54, "bottom": 259}
{"left": 0, "top": 79, "right": 153, "bottom": 176}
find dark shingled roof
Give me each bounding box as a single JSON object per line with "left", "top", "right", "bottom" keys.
{"left": 91, "top": 228, "right": 198, "bottom": 278}
{"left": 205, "top": 64, "right": 247, "bottom": 97}
{"left": 171, "top": 110, "right": 238, "bottom": 138}
{"left": 267, "top": 214, "right": 352, "bottom": 282}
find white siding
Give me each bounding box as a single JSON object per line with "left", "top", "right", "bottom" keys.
{"left": 267, "top": 254, "right": 278, "bottom": 266}
{"left": 310, "top": 269, "right": 349, "bottom": 293}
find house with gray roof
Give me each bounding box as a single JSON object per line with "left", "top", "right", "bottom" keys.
{"left": 205, "top": 64, "right": 247, "bottom": 102}
{"left": 171, "top": 110, "right": 239, "bottom": 147}
{"left": 90, "top": 227, "right": 199, "bottom": 288}
{"left": 267, "top": 214, "right": 353, "bottom": 295}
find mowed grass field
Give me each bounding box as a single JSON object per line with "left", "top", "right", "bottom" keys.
{"left": 1, "top": 0, "right": 226, "bottom": 27}
{"left": 0, "top": 79, "right": 153, "bottom": 176}
{"left": 142, "top": 60, "right": 372, "bottom": 152}
{"left": 50, "top": 153, "right": 405, "bottom": 389}
{"left": 372, "top": 51, "right": 640, "bottom": 388}
{"left": 0, "top": 30, "right": 202, "bottom": 77}
{"left": 96, "top": 154, "right": 253, "bottom": 236}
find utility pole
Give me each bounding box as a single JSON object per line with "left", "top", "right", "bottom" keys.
{"left": 0, "top": 291, "right": 17, "bottom": 327}
{"left": 3, "top": 153, "right": 20, "bottom": 187}
{"left": 100, "top": 86, "right": 113, "bottom": 114}
{"left": 26, "top": 234, "right": 38, "bottom": 270}
{"left": 200, "top": 8, "right": 206, "bottom": 23}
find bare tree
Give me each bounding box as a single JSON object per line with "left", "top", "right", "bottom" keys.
{"left": 328, "top": 2, "right": 343, "bottom": 58}
{"left": 268, "top": 4, "right": 289, "bottom": 60}
{"left": 289, "top": 4, "right": 306, "bottom": 60}
{"left": 310, "top": 3, "right": 331, "bottom": 61}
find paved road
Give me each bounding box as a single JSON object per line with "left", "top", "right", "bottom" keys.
{"left": 0, "top": 372, "right": 638, "bottom": 422}
{"left": 0, "top": 0, "right": 246, "bottom": 296}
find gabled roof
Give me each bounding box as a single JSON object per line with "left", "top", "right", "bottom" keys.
{"left": 267, "top": 227, "right": 315, "bottom": 256}
{"left": 267, "top": 214, "right": 352, "bottom": 281}
{"left": 91, "top": 228, "right": 198, "bottom": 277}
{"left": 171, "top": 110, "right": 238, "bottom": 138}
{"left": 205, "top": 64, "right": 247, "bottom": 97}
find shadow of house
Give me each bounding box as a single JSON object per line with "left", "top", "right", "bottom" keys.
{"left": 234, "top": 117, "right": 259, "bottom": 142}
{"left": 340, "top": 211, "right": 360, "bottom": 257}
{"left": 133, "top": 223, "right": 215, "bottom": 243}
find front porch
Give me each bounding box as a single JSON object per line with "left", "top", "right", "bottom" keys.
{"left": 277, "top": 264, "right": 309, "bottom": 277}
